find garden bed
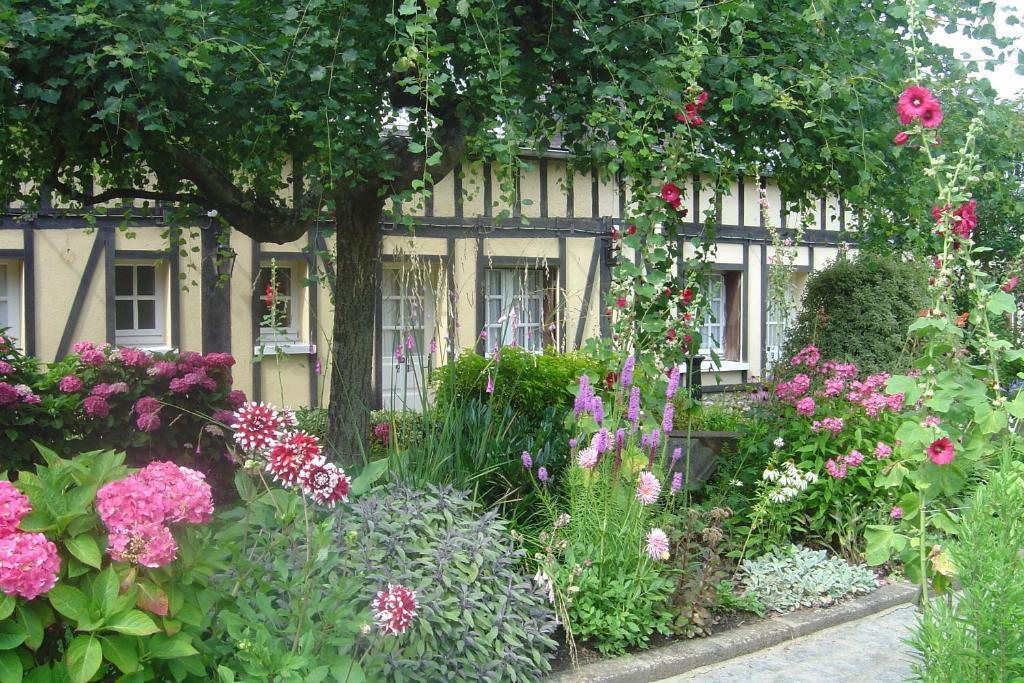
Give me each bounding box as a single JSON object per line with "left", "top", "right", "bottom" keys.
{"left": 548, "top": 582, "right": 917, "bottom": 682}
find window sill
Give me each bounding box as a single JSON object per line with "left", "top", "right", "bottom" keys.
{"left": 254, "top": 343, "right": 316, "bottom": 356}
{"left": 117, "top": 343, "right": 175, "bottom": 353}
{"left": 702, "top": 359, "right": 749, "bottom": 373}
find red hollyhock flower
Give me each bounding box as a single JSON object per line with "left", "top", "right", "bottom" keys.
{"left": 893, "top": 131, "right": 909, "bottom": 145}
{"left": 681, "top": 288, "right": 694, "bottom": 304}
{"left": 626, "top": 224, "right": 637, "bottom": 235}
{"left": 666, "top": 329, "right": 677, "bottom": 341}
{"left": 896, "top": 85, "right": 938, "bottom": 125}
{"left": 1002, "top": 275, "right": 1019, "bottom": 293}
{"left": 951, "top": 199, "right": 976, "bottom": 238}
{"left": 616, "top": 297, "right": 627, "bottom": 308}
{"left": 661, "top": 181, "right": 682, "bottom": 209}
{"left": 683, "top": 334, "right": 693, "bottom": 344}
{"left": 261, "top": 283, "right": 276, "bottom": 307}
{"left": 696, "top": 90, "right": 708, "bottom": 109}
{"left": 663, "top": 287, "right": 673, "bottom": 297}
{"left": 931, "top": 204, "right": 950, "bottom": 223}
{"left": 927, "top": 436, "right": 955, "bottom": 466}
{"left": 920, "top": 102, "right": 943, "bottom": 129}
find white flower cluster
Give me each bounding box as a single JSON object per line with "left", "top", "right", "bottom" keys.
{"left": 762, "top": 461, "right": 817, "bottom": 504}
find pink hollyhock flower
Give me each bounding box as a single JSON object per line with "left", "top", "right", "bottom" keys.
{"left": 920, "top": 102, "right": 943, "bottom": 129}
{"left": 875, "top": 442, "right": 893, "bottom": 459}
{"left": 58, "top": 375, "right": 83, "bottom": 393}
{"left": 577, "top": 446, "right": 599, "bottom": 469}
{"left": 0, "top": 482, "right": 31, "bottom": 537}
{"left": 923, "top": 415, "right": 941, "bottom": 428}
{"left": 951, "top": 199, "right": 977, "bottom": 238}
{"left": 266, "top": 431, "right": 322, "bottom": 485}
{"left": 373, "top": 584, "right": 418, "bottom": 636}
{"left": 645, "top": 528, "right": 670, "bottom": 561}
{"left": 231, "top": 402, "right": 285, "bottom": 452}
{"left": 107, "top": 523, "right": 178, "bottom": 568}
{"left": 825, "top": 458, "right": 847, "bottom": 479}
{"left": 845, "top": 450, "right": 864, "bottom": 467}
{"left": 661, "top": 181, "right": 682, "bottom": 209}
{"left": 890, "top": 506, "right": 903, "bottom": 520}
{"left": 1002, "top": 275, "right": 1019, "bottom": 293}
{"left": 896, "top": 86, "right": 938, "bottom": 124}
{"left": 893, "top": 131, "right": 909, "bottom": 145}
{"left": 636, "top": 471, "right": 661, "bottom": 505}
{"left": 795, "top": 396, "right": 815, "bottom": 416}
{"left": 134, "top": 396, "right": 161, "bottom": 415}
{"left": 297, "top": 457, "right": 351, "bottom": 508}
{"left": 136, "top": 412, "right": 161, "bottom": 432}
{"left": 927, "top": 437, "right": 955, "bottom": 465}
{"left": 82, "top": 396, "right": 110, "bottom": 418}
{"left": 0, "top": 532, "right": 60, "bottom": 599}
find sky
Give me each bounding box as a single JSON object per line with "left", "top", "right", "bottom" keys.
{"left": 930, "top": 1, "right": 1024, "bottom": 100}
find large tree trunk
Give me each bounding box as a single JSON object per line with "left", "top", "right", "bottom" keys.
{"left": 201, "top": 221, "right": 233, "bottom": 353}
{"left": 327, "top": 189, "right": 386, "bottom": 464}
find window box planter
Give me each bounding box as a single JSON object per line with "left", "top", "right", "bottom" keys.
{"left": 664, "top": 430, "right": 739, "bottom": 489}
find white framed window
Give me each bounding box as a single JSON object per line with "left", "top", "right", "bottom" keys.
{"left": 256, "top": 263, "right": 301, "bottom": 344}
{"left": 0, "top": 263, "right": 21, "bottom": 346}
{"left": 699, "top": 273, "right": 725, "bottom": 354}
{"left": 381, "top": 266, "right": 435, "bottom": 411}
{"left": 765, "top": 282, "right": 798, "bottom": 365}
{"left": 484, "top": 268, "right": 551, "bottom": 353}
{"left": 114, "top": 262, "right": 166, "bottom": 347}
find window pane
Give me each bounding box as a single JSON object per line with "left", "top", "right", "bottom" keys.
{"left": 278, "top": 300, "right": 293, "bottom": 329}
{"left": 486, "top": 299, "right": 504, "bottom": 326}
{"left": 275, "top": 268, "right": 292, "bottom": 296}
{"left": 486, "top": 270, "right": 503, "bottom": 295}
{"left": 0, "top": 301, "right": 8, "bottom": 327}
{"left": 136, "top": 300, "right": 156, "bottom": 330}
{"left": 0, "top": 265, "right": 7, "bottom": 297}
{"left": 115, "top": 300, "right": 134, "bottom": 330}
{"left": 115, "top": 266, "right": 134, "bottom": 296}
{"left": 382, "top": 299, "right": 400, "bottom": 328}
{"left": 136, "top": 266, "right": 156, "bottom": 296}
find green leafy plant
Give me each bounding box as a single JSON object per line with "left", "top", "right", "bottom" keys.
{"left": 671, "top": 401, "right": 745, "bottom": 433}
{"left": 781, "top": 253, "right": 930, "bottom": 375}
{"left": 338, "top": 484, "right": 558, "bottom": 682}
{"left": 0, "top": 447, "right": 222, "bottom": 683}
{"left": 737, "top": 545, "right": 876, "bottom": 613}
{"left": 908, "top": 459, "right": 1024, "bottom": 681}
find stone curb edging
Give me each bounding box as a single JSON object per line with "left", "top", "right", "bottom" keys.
{"left": 547, "top": 582, "right": 919, "bottom": 683}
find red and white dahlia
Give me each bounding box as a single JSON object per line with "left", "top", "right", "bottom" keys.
{"left": 231, "top": 402, "right": 285, "bottom": 452}
{"left": 373, "top": 583, "right": 418, "bottom": 635}
{"left": 266, "top": 430, "right": 322, "bottom": 485}
{"left": 297, "top": 457, "right": 351, "bottom": 508}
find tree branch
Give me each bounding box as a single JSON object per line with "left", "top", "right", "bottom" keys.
{"left": 382, "top": 107, "right": 468, "bottom": 198}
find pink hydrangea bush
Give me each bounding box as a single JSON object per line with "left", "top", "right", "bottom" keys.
{"left": 0, "top": 481, "right": 60, "bottom": 601}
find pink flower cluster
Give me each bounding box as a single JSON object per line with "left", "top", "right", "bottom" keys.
{"left": 775, "top": 373, "right": 812, "bottom": 404}
{"left": 0, "top": 381, "right": 39, "bottom": 407}
{"left": 811, "top": 417, "right": 845, "bottom": 436}
{"left": 231, "top": 402, "right": 351, "bottom": 508}
{"left": 0, "top": 481, "right": 60, "bottom": 600}
{"left": 95, "top": 461, "right": 214, "bottom": 568}
{"left": 373, "top": 583, "right": 418, "bottom": 635}
{"left": 790, "top": 345, "right": 821, "bottom": 368}
{"left": 825, "top": 450, "right": 865, "bottom": 479}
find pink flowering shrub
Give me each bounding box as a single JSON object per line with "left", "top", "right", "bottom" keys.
{"left": 758, "top": 345, "right": 913, "bottom": 559}
{"left": 0, "top": 341, "right": 245, "bottom": 496}
{"left": 0, "top": 448, "right": 223, "bottom": 682}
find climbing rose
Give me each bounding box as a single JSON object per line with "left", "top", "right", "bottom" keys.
{"left": 927, "top": 437, "right": 955, "bottom": 466}
{"left": 231, "top": 402, "right": 285, "bottom": 452}
{"left": 106, "top": 524, "right": 178, "bottom": 568}
{"left": 296, "top": 457, "right": 351, "bottom": 508}
{"left": 645, "top": 528, "right": 670, "bottom": 561}
{"left": 373, "top": 584, "right": 418, "bottom": 636}
{"left": 577, "top": 446, "right": 599, "bottom": 469}
{"left": 266, "top": 431, "right": 322, "bottom": 485}
{"left": 58, "top": 375, "right": 83, "bottom": 393}
{"left": 0, "top": 482, "right": 31, "bottom": 537}
{"left": 893, "top": 131, "right": 909, "bottom": 145}
{"left": 896, "top": 86, "right": 938, "bottom": 124}
{"left": 636, "top": 471, "right": 661, "bottom": 505}
{"left": 0, "top": 532, "right": 60, "bottom": 599}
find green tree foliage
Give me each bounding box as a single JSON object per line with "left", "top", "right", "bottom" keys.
{"left": 782, "top": 253, "right": 931, "bottom": 374}
{"left": 0, "top": 0, "right": 1013, "bottom": 458}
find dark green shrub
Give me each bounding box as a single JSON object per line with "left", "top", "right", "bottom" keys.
{"left": 339, "top": 484, "right": 558, "bottom": 682}
{"left": 433, "top": 347, "right": 604, "bottom": 421}
{"left": 781, "top": 253, "right": 929, "bottom": 374}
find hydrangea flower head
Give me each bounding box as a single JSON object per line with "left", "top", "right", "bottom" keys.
{"left": 373, "top": 584, "right": 417, "bottom": 636}
{"left": 0, "top": 532, "right": 60, "bottom": 599}
{"left": 107, "top": 523, "right": 178, "bottom": 568}
{"left": 58, "top": 375, "right": 84, "bottom": 393}
{"left": 231, "top": 402, "right": 285, "bottom": 452}
{"left": 0, "top": 482, "right": 31, "bottom": 537}
{"left": 82, "top": 396, "right": 110, "bottom": 418}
